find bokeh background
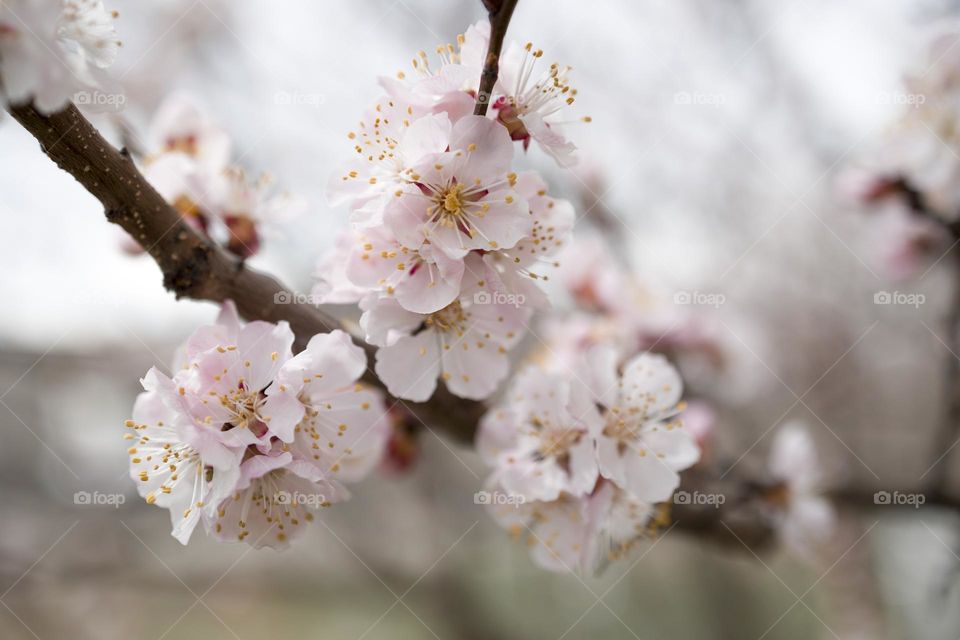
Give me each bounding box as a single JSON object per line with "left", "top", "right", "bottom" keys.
{"left": 2, "top": 0, "right": 960, "bottom": 638}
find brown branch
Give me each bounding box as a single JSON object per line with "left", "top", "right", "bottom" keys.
{"left": 6, "top": 101, "right": 485, "bottom": 443}
{"left": 473, "top": 0, "right": 519, "bottom": 116}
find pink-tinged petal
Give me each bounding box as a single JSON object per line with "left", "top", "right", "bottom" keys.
{"left": 259, "top": 390, "right": 305, "bottom": 443}
{"left": 439, "top": 329, "right": 509, "bottom": 400}
{"left": 395, "top": 258, "right": 463, "bottom": 314}
{"left": 468, "top": 190, "right": 531, "bottom": 252}
{"left": 281, "top": 329, "right": 367, "bottom": 399}
{"left": 296, "top": 387, "right": 390, "bottom": 482}
{"left": 496, "top": 453, "right": 569, "bottom": 503}
{"left": 509, "top": 365, "right": 569, "bottom": 422}
{"left": 620, "top": 449, "right": 681, "bottom": 504}
{"left": 566, "top": 435, "right": 601, "bottom": 496}
{"left": 178, "top": 420, "right": 246, "bottom": 470}
{"left": 480, "top": 252, "right": 550, "bottom": 310}
{"left": 432, "top": 90, "right": 477, "bottom": 122}
{"left": 459, "top": 20, "right": 490, "bottom": 70}
{"left": 769, "top": 422, "right": 822, "bottom": 493}
{"left": 619, "top": 353, "right": 683, "bottom": 418}
{"left": 399, "top": 112, "right": 452, "bottom": 164}
{"left": 210, "top": 457, "right": 345, "bottom": 549}
{"left": 237, "top": 320, "right": 295, "bottom": 391}
{"left": 383, "top": 187, "right": 432, "bottom": 250}
{"left": 526, "top": 499, "right": 593, "bottom": 573}
{"left": 464, "top": 292, "right": 532, "bottom": 351}
{"left": 312, "top": 231, "right": 370, "bottom": 304}
{"left": 326, "top": 157, "right": 382, "bottom": 207}
{"left": 476, "top": 406, "right": 519, "bottom": 464}
{"left": 579, "top": 344, "right": 620, "bottom": 409}
{"left": 567, "top": 380, "right": 605, "bottom": 438}
{"left": 216, "top": 300, "right": 243, "bottom": 338}
{"left": 349, "top": 195, "right": 387, "bottom": 228}
{"left": 416, "top": 64, "right": 476, "bottom": 96}
{"left": 639, "top": 423, "right": 700, "bottom": 471}
{"left": 343, "top": 226, "right": 401, "bottom": 289}
{"left": 424, "top": 219, "right": 472, "bottom": 259}
{"left": 450, "top": 115, "right": 514, "bottom": 179}
{"left": 521, "top": 111, "right": 577, "bottom": 167}
{"left": 239, "top": 451, "right": 294, "bottom": 485}
{"left": 359, "top": 295, "right": 423, "bottom": 347}
{"left": 375, "top": 330, "right": 441, "bottom": 402}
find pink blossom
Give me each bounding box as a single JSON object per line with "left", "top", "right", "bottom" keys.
{"left": 363, "top": 265, "right": 531, "bottom": 401}
{"left": 0, "top": 0, "right": 119, "bottom": 112}
{"left": 383, "top": 115, "right": 531, "bottom": 259}
{"left": 479, "top": 171, "right": 575, "bottom": 309}
{"left": 767, "top": 422, "right": 835, "bottom": 558}
{"left": 584, "top": 348, "right": 700, "bottom": 504}
{"left": 129, "top": 302, "right": 389, "bottom": 547}
{"left": 479, "top": 365, "right": 600, "bottom": 502}
{"left": 484, "top": 480, "right": 652, "bottom": 574}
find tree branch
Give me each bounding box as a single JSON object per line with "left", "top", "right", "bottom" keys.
{"left": 6, "top": 101, "right": 486, "bottom": 443}
{"left": 473, "top": 0, "right": 519, "bottom": 116}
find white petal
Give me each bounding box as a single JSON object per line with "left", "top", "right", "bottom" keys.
{"left": 374, "top": 330, "right": 441, "bottom": 402}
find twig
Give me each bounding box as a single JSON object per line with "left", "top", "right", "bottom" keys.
{"left": 473, "top": 0, "right": 519, "bottom": 116}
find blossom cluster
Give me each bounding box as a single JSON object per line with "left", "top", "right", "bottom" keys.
{"left": 477, "top": 347, "right": 699, "bottom": 573}
{"left": 126, "top": 301, "right": 390, "bottom": 549}
{"left": 314, "top": 20, "right": 584, "bottom": 402}
{"left": 473, "top": 232, "right": 720, "bottom": 572}
{"left": 134, "top": 92, "right": 305, "bottom": 258}
{"left": 844, "top": 24, "right": 960, "bottom": 280}
{"left": 0, "top": 0, "right": 120, "bottom": 112}
{"left": 765, "top": 422, "right": 834, "bottom": 559}
{"left": 866, "top": 24, "right": 960, "bottom": 223}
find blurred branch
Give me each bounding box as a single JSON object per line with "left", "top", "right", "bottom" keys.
{"left": 890, "top": 179, "right": 960, "bottom": 505}
{"left": 5, "top": 101, "right": 485, "bottom": 443}
{"left": 473, "top": 0, "right": 519, "bottom": 116}
{"left": 672, "top": 466, "right": 960, "bottom": 548}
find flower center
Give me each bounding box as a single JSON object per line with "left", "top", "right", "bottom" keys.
{"left": 603, "top": 408, "right": 641, "bottom": 443}
{"left": 219, "top": 385, "right": 269, "bottom": 437}
{"left": 440, "top": 184, "right": 465, "bottom": 217}
{"left": 425, "top": 300, "right": 467, "bottom": 334}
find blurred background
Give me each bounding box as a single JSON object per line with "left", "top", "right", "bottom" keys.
{"left": 2, "top": 0, "right": 960, "bottom": 637}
